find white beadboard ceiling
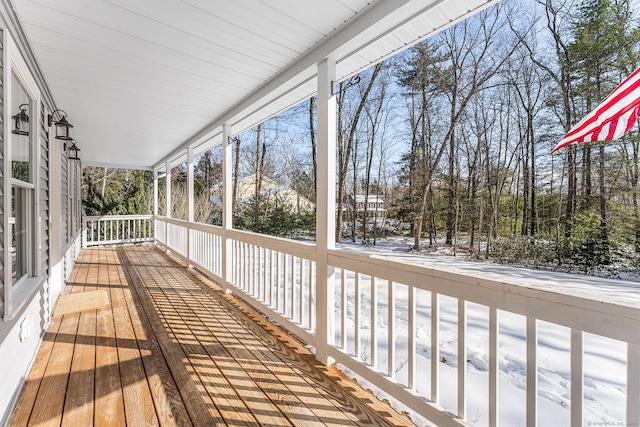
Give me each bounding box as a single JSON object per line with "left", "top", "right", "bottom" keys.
{"left": 10, "top": 0, "right": 498, "bottom": 170}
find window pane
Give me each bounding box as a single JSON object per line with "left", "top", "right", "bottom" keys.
{"left": 11, "top": 73, "right": 32, "bottom": 183}
{"left": 11, "top": 187, "right": 29, "bottom": 285}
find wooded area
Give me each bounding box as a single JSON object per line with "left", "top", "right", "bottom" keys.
{"left": 83, "top": 0, "right": 640, "bottom": 275}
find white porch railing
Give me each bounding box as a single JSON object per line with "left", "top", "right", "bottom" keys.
{"left": 83, "top": 215, "right": 154, "bottom": 248}
{"left": 143, "top": 216, "right": 640, "bottom": 426}
{"left": 154, "top": 217, "right": 317, "bottom": 344}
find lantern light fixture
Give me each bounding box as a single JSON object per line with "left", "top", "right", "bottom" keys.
{"left": 48, "top": 109, "right": 73, "bottom": 141}
{"left": 65, "top": 140, "right": 81, "bottom": 161}
{"left": 12, "top": 104, "right": 29, "bottom": 136}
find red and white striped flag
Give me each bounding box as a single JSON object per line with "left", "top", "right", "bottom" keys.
{"left": 552, "top": 65, "right": 640, "bottom": 153}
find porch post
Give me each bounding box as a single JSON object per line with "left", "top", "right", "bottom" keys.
{"left": 166, "top": 160, "right": 171, "bottom": 248}
{"left": 315, "top": 58, "right": 336, "bottom": 365}
{"left": 166, "top": 161, "right": 172, "bottom": 218}
{"left": 153, "top": 169, "right": 158, "bottom": 217}
{"left": 222, "top": 124, "right": 232, "bottom": 291}
{"left": 187, "top": 146, "right": 194, "bottom": 264}
{"left": 153, "top": 168, "right": 158, "bottom": 241}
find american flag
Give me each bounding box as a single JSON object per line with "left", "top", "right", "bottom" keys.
{"left": 552, "top": 65, "right": 640, "bottom": 153}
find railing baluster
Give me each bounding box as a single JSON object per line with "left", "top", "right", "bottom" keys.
{"left": 299, "top": 257, "right": 304, "bottom": 325}
{"left": 489, "top": 307, "right": 498, "bottom": 427}
{"left": 242, "top": 242, "right": 247, "bottom": 290}
{"left": 571, "top": 329, "right": 583, "bottom": 427}
{"left": 237, "top": 240, "right": 241, "bottom": 286}
{"left": 247, "top": 244, "right": 252, "bottom": 294}
{"left": 262, "top": 248, "right": 267, "bottom": 302}
{"left": 388, "top": 280, "right": 395, "bottom": 379}
{"left": 290, "top": 255, "right": 295, "bottom": 320}
{"left": 276, "top": 251, "right": 281, "bottom": 312}
{"left": 234, "top": 241, "right": 238, "bottom": 287}
{"left": 341, "top": 269, "right": 347, "bottom": 350}
{"left": 431, "top": 292, "right": 439, "bottom": 404}
{"left": 527, "top": 317, "right": 537, "bottom": 427}
{"left": 253, "top": 246, "right": 258, "bottom": 298}
{"left": 308, "top": 259, "right": 313, "bottom": 331}
{"left": 252, "top": 245, "right": 257, "bottom": 296}
{"left": 248, "top": 243, "right": 252, "bottom": 292}
{"left": 283, "top": 253, "right": 288, "bottom": 315}
{"left": 206, "top": 233, "right": 209, "bottom": 268}
{"left": 355, "top": 272, "right": 361, "bottom": 359}
{"left": 268, "top": 249, "right": 273, "bottom": 306}
{"left": 258, "top": 247, "right": 263, "bottom": 301}
{"left": 284, "top": 253, "right": 290, "bottom": 315}
{"left": 249, "top": 245, "right": 254, "bottom": 295}
{"left": 408, "top": 285, "right": 415, "bottom": 390}
{"left": 628, "top": 343, "right": 640, "bottom": 425}
{"left": 458, "top": 298, "right": 467, "bottom": 419}
{"left": 371, "top": 276, "right": 377, "bottom": 369}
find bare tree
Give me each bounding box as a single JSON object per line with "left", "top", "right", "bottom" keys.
{"left": 335, "top": 62, "right": 384, "bottom": 243}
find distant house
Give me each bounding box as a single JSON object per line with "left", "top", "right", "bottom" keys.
{"left": 349, "top": 194, "right": 386, "bottom": 220}
{"left": 211, "top": 173, "right": 315, "bottom": 214}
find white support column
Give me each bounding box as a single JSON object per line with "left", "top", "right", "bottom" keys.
{"left": 153, "top": 169, "right": 158, "bottom": 217}
{"left": 315, "top": 58, "right": 336, "bottom": 365}
{"left": 187, "top": 147, "right": 194, "bottom": 223}
{"left": 153, "top": 168, "right": 158, "bottom": 241}
{"left": 166, "top": 161, "right": 172, "bottom": 218}
{"left": 187, "top": 146, "right": 194, "bottom": 265}
{"left": 166, "top": 161, "right": 171, "bottom": 249}
{"left": 222, "top": 124, "right": 233, "bottom": 291}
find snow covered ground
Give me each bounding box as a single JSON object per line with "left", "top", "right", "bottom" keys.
{"left": 331, "top": 237, "right": 638, "bottom": 426}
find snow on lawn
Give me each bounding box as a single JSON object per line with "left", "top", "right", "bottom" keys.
{"left": 331, "top": 238, "right": 634, "bottom": 426}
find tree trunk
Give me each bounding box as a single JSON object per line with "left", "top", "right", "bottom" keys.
{"left": 102, "top": 167, "right": 109, "bottom": 198}
{"left": 599, "top": 141, "right": 607, "bottom": 234}
{"left": 309, "top": 97, "right": 317, "bottom": 194}
{"left": 582, "top": 144, "right": 592, "bottom": 208}
{"left": 521, "top": 146, "right": 530, "bottom": 236}
{"left": 565, "top": 145, "right": 577, "bottom": 238}
{"left": 352, "top": 140, "right": 358, "bottom": 242}
{"left": 232, "top": 137, "right": 241, "bottom": 213}
{"left": 335, "top": 62, "right": 384, "bottom": 243}
{"left": 446, "top": 128, "right": 456, "bottom": 245}
{"left": 254, "top": 124, "right": 264, "bottom": 223}
{"left": 529, "top": 110, "right": 537, "bottom": 236}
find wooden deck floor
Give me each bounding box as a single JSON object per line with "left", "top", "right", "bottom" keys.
{"left": 8, "top": 245, "right": 414, "bottom": 427}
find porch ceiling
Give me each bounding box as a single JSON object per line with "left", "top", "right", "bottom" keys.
{"left": 10, "top": 0, "right": 497, "bottom": 170}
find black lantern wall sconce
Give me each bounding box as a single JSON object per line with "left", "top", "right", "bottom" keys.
{"left": 12, "top": 104, "right": 29, "bottom": 136}
{"left": 48, "top": 109, "right": 73, "bottom": 141}
{"left": 66, "top": 140, "right": 81, "bottom": 160}
{"left": 48, "top": 109, "right": 80, "bottom": 160}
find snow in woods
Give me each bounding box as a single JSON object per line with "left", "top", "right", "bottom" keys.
{"left": 324, "top": 238, "right": 638, "bottom": 427}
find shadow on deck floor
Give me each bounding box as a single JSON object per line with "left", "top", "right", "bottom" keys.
{"left": 8, "top": 245, "right": 414, "bottom": 426}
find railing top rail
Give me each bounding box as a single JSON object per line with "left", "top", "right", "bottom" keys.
{"left": 328, "top": 247, "right": 640, "bottom": 344}
{"left": 84, "top": 214, "right": 153, "bottom": 221}
{"left": 155, "top": 215, "right": 317, "bottom": 259}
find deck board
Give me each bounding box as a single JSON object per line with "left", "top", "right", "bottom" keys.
{"left": 8, "top": 245, "right": 414, "bottom": 427}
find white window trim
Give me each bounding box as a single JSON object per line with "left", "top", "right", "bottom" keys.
{"left": 3, "top": 31, "right": 42, "bottom": 320}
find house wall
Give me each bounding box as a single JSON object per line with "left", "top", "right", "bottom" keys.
{"left": 0, "top": 8, "right": 83, "bottom": 424}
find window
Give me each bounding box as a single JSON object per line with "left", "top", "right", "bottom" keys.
{"left": 6, "top": 70, "right": 38, "bottom": 316}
